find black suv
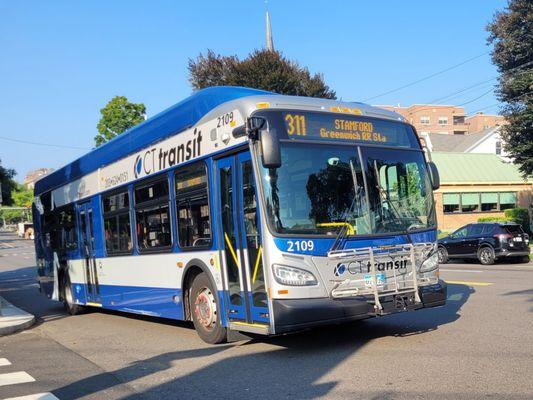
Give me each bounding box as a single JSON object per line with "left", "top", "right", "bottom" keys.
{"left": 438, "top": 222, "right": 530, "bottom": 265}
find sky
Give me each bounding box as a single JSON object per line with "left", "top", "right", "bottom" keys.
{"left": 0, "top": 0, "right": 507, "bottom": 182}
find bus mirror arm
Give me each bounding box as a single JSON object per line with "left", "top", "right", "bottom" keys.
{"left": 232, "top": 116, "right": 266, "bottom": 139}
{"left": 428, "top": 161, "right": 440, "bottom": 190}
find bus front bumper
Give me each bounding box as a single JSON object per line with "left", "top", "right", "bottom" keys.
{"left": 272, "top": 280, "right": 447, "bottom": 334}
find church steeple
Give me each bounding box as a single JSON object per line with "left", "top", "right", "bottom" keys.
{"left": 266, "top": 7, "right": 274, "bottom": 51}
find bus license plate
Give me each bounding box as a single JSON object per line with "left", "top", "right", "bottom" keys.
{"left": 364, "top": 273, "right": 386, "bottom": 287}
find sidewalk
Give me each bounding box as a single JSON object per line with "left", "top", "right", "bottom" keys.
{"left": 0, "top": 296, "right": 35, "bottom": 336}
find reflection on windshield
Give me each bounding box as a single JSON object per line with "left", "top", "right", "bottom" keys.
{"left": 259, "top": 143, "right": 435, "bottom": 236}
{"left": 362, "top": 147, "right": 435, "bottom": 234}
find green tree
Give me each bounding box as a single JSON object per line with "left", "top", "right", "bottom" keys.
{"left": 0, "top": 184, "right": 33, "bottom": 224}
{"left": 0, "top": 158, "right": 16, "bottom": 206}
{"left": 95, "top": 96, "right": 146, "bottom": 147}
{"left": 188, "top": 49, "right": 336, "bottom": 99}
{"left": 487, "top": 0, "right": 533, "bottom": 176}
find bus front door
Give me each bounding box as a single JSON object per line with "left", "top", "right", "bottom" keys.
{"left": 78, "top": 203, "right": 100, "bottom": 305}
{"left": 216, "top": 152, "right": 270, "bottom": 329}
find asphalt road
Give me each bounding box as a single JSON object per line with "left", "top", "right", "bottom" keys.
{"left": 1, "top": 231, "right": 532, "bottom": 400}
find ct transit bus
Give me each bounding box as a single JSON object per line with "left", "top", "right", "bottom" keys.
{"left": 33, "top": 86, "right": 446, "bottom": 344}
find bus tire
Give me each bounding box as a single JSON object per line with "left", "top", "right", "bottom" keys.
{"left": 61, "top": 272, "right": 84, "bottom": 316}
{"left": 190, "top": 272, "right": 227, "bottom": 344}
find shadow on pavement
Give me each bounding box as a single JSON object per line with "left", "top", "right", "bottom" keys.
{"left": 51, "top": 283, "right": 473, "bottom": 400}
{"left": 0, "top": 266, "right": 67, "bottom": 325}
{"left": 502, "top": 288, "right": 533, "bottom": 312}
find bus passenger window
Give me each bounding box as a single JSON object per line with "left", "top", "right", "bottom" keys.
{"left": 102, "top": 190, "right": 132, "bottom": 255}
{"left": 134, "top": 178, "right": 172, "bottom": 251}
{"left": 175, "top": 162, "right": 211, "bottom": 248}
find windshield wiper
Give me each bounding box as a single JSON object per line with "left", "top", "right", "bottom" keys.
{"left": 328, "top": 159, "right": 361, "bottom": 253}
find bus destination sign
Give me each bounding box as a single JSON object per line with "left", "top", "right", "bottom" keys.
{"left": 282, "top": 112, "right": 416, "bottom": 148}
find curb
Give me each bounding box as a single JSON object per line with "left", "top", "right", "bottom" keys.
{"left": 0, "top": 296, "right": 35, "bottom": 336}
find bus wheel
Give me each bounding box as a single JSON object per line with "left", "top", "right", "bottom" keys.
{"left": 61, "top": 273, "right": 84, "bottom": 315}
{"left": 190, "top": 272, "right": 227, "bottom": 344}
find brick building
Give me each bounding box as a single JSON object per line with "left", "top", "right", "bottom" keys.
{"left": 23, "top": 168, "right": 53, "bottom": 190}
{"left": 379, "top": 104, "right": 468, "bottom": 135}
{"left": 466, "top": 112, "right": 506, "bottom": 133}
{"left": 431, "top": 152, "right": 531, "bottom": 232}
{"left": 378, "top": 104, "right": 504, "bottom": 136}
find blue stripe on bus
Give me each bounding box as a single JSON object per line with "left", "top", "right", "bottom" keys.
{"left": 273, "top": 230, "right": 437, "bottom": 256}
{"left": 69, "top": 283, "right": 233, "bottom": 326}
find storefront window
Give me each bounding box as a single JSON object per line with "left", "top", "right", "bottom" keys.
{"left": 461, "top": 193, "right": 480, "bottom": 213}
{"left": 499, "top": 192, "right": 517, "bottom": 211}
{"left": 443, "top": 192, "right": 517, "bottom": 214}
{"left": 443, "top": 193, "right": 460, "bottom": 213}
{"left": 481, "top": 193, "right": 498, "bottom": 212}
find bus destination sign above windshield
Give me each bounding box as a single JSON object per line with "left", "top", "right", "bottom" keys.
{"left": 282, "top": 112, "right": 415, "bottom": 148}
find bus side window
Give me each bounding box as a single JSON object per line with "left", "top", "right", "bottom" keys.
{"left": 175, "top": 162, "right": 211, "bottom": 248}
{"left": 134, "top": 178, "right": 172, "bottom": 251}
{"left": 102, "top": 190, "right": 132, "bottom": 255}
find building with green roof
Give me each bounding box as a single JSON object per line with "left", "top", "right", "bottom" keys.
{"left": 430, "top": 152, "right": 532, "bottom": 231}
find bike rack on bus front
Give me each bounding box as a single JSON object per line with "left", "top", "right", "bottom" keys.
{"left": 327, "top": 243, "right": 434, "bottom": 312}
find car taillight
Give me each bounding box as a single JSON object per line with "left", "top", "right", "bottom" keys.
{"left": 495, "top": 233, "right": 512, "bottom": 241}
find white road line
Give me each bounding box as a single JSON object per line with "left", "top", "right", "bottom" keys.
{"left": 440, "top": 269, "right": 483, "bottom": 273}
{"left": 0, "top": 358, "right": 12, "bottom": 366}
{"left": 0, "top": 371, "right": 36, "bottom": 387}
{"left": 4, "top": 393, "right": 60, "bottom": 400}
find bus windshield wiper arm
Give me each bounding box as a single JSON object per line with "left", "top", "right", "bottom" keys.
{"left": 328, "top": 160, "right": 361, "bottom": 254}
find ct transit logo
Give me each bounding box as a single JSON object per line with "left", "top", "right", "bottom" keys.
{"left": 134, "top": 155, "right": 143, "bottom": 179}
{"left": 334, "top": 257, "right": 409, "bottom": 277}
{"left": 132, "top": 128, "right": 203, "bottom": 180}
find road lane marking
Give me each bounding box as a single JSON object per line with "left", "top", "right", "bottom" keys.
{"left": 0, "top": 358, "right": 12, "bottom": 366}
{"left": 441, "top": 269, "right": 483, "bottom": 273}
{"left": 445, "top": 280, "right": 493, "bottom": 286}
{"left": 0, "top": 371, "right": 36, "bottom": 386}
{"left": 5, "top": 393, "right": 60, "bottom": 400}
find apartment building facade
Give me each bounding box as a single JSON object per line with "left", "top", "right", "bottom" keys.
{"left": 379, "top": 104, "right": 468, "bottom": 135}
{"left": 466, "top": 112, "right": 506, "bottom": 133}
{"left": 379, "top": 104, "right": 505, "bottom": 136}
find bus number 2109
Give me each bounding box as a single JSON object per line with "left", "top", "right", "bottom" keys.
{"left": 287, "top": 240, "right": 314, "bottom": 252}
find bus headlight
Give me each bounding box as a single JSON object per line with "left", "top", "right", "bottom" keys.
{"left": 272, "top": 264, "right": 318, "bottom": 286}
{"left": 420, "top": 251, "right": 439, "bottom": 273}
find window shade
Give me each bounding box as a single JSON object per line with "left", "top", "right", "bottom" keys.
{"left": 443, "top": 193, "right": 460, "bottom": 205}
{"left": 481, "top": 193, "right": 498, "bottom": 203}
{"left": 499, "top": 192, "right": 516, "bottom": 204}
{"left": 461, "top": 193, "right": 479, "bottom": 206}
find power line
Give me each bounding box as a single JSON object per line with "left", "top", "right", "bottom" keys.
{"left": 363, "top": 51, "right": 490, "bottom": 102}
{"left": 426, "top": 77, "right": 497, "bottom": 104}
{"left": 402, "top": 87, "right": 496, "bottom": 117}
{"left": 0, "top": 136, "right": 90, "bottom": 150}
{"left": 470, "top": 91, "right": 533, "bottom": 114}
{"left": 455, "top": 88, "right": 494, "bottom": 106}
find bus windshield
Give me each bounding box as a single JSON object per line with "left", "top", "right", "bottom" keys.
{"left": 258, "top": 142, "right": 436, "bottom": 236}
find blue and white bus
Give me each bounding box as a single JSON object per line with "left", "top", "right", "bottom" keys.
{"left": 33, "top": 86, "right": 446, "bottom": 343}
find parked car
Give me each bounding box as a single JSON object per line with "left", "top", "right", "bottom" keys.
{"left": 438, "top": 222, "right": 530, "bottom": 265}
{"left": 17, "top": 222, "right": 34, "bottom": 239}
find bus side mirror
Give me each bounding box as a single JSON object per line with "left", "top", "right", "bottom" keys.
{"left": 260, "top": 127, "right": 281, "bottom": 169}
{"left": 428, "top": 161, "right": 440, "bottom": 190}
